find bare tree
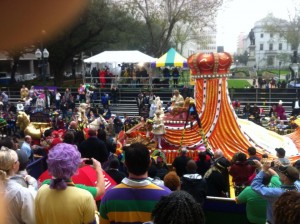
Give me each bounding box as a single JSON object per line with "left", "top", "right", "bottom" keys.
{"left": 119, "top": 0, "right": 223, "bottom": 56}
{"left": 171, "top": 24, "right": 196, "bottom": 54}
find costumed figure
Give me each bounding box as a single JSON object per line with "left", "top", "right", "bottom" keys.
{"left": 51, "top": 111, "right": 65, "bottom": 130}
{"left": 168, "top": 89, "right": 188, "bottom": 117}
{"left": 20, "top": 85, "right": 29, "bottom": 100}
{"left": 149, "top": 100, "right": 157, "bottom": 118}
{"left": 154, "top": 96, "right": 164, "bottom": 117}
{"left": 171, "top": 90, "right": 184, "bottom": 108}
{"left": 88, "top": 111, "right": 96, "bottom": 123}
{"left": 76, "top": 103, "right": 89, "bottom": 130}
{"left": 77, "top": 110, "right": 88, "bottom": 131}
{"left": 35, "top": 95, "right": 45, "bottom": 112}
{"left": 88, "top": 115, "right": 108, "bottom": 130}
{"left": 151, "top": 111, "right": 165, "bottom": 149}
{"left": 145, "top": 119, "right": 153, "bottom": 138}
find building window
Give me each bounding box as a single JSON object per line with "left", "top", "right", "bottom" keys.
{"left": 279, "top": 33, "right": 283, "bottom": 38}
{"left": 267, "top": 56, "right": 274, "bottom": 66}
{"left": 269, "top": 43, "right": 273, "bottom": 51}
{"left": 261, "top": 33, "right": 264, "bottom": 38}
{"left": 260, "top": 44, "right": 264, "bottom": 50}
{"left": 270, "top": 33, "right": 274, "bottom": 38}
{"left": 279, "top": 43, "right": 282, "bottom": 50}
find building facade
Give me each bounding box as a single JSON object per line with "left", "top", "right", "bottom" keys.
{"left": 239, "top": 16, "right": 300, "bottom": 69}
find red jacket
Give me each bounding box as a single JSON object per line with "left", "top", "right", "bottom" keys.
{"left": 229, "top": 161, "right": 256, "bottom": 186}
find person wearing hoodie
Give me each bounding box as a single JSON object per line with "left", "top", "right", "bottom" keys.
{"left": 181, "top": 160, "right": 207, "bottom": 206}
{"left": 229, "top": 152, "right": 256, "bottom": 187}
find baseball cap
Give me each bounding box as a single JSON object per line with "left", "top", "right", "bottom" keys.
{"left": 293, "top": 160, "right": 300, "bottom": 169}
{"left": 277, "top": 165, "right": 299, "bottom": 182}
{"left": 275, "top": 148, "right": 286, "bottom": 157}
{"left": 215, "top": 157, "right": 230, "bottom": 169}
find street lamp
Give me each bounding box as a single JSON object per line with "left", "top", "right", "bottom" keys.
{"left": 278, "top": 61, "right": 282, "bottom": 81}
{"left": 35, "top": 48, "right": 49, "bottom": 84}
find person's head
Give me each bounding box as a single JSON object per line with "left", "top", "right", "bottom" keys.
{"left": 109, "top": 158, "right": 119, "bottom": 169}
{"left": 0, "top": 137, "right": 15, "bottom": 150}
{"left": 0, "top": 146, "right": 19, "bottom": 181}
{"left": 69, "top": 121, "right": 78, "bottom": 130}
{"left": 163, "top": 171, "right": 180, "bottom": 191}
{"left": 262, "top": 153, "right": 269, "bottom": 159}
{"left": 181, "top": 147, "right": 187, "bottom": 156}
{"left": 215, "top": 157, "right": 231, "bottom": 170}
{"left": 275, "top": 148, "right": 286, "bottom": 158}
{"left": 293, "top": 159, "right": 300, "bottom": 172}
{"left": 231, "top": 152, "right": 242, "bottom": 164}
{"left": 247, "top": 147, "right": 257, "bottom": 156}
{"left": 97, "top": 129, "right": 106, "bottom": 141}
{"left": 47, "top": 143, "right": 81, "bottom": 190}
{"left": 186, "top": 160, "right": 197, "bottom": 174}
{"left": 16, "top": 150, "right": 29, "bottom": 171}
{"left": 274, "top": 191, "right": 300, "bottom": 224}
{"left": 148, "top": 163, "right": 158, "bottom": 178}
{"left": 24, "top": 135, "right": 32, "bottom": 144}
{"left": 214, "top": 149, "right": 224, "bottom": 159}
{"left": 12, "top": 134, "right": 21, "bottom": 149}
{"left": 63, "top": 131, "right": 75, "bottom": 144}
{"left": 151, "top": 191, "right": 205, "bottom": 224}
{"left": 123, "top": 143, "right": 150, "bottom": 176}
{"left": 262, "top": 171, "right": 272, "bottom": 185}
{"left": 174, "top": 89, "right": 179, "bottom": 96}
{"left": 236, "top": 152, "right": 247, "bottom": 162}
{"left": 277, "top": 165, "right": 299, "bottom": 184}
{"left": 87, "top": 128, "right": 97, "bottom": 137}
{"left": 43, "top": 128, "right": 53, "bottom": 138}
{"left": 198, "top": 151, "right": 207, "bottom": 161}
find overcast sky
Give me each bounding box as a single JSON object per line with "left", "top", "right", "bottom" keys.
{"left": 216, "top": 0, "right": 299, "bottom": 53}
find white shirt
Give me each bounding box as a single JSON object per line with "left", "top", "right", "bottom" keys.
{"left": 55, "top": 92, "right": 61, "bottom": 100}
{"left": 5, "top": 179, "right": 36, "bottom": 224}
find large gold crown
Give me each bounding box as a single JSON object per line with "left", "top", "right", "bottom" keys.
{"left": 188, "top": 52, "right": 233, "bottom": 78}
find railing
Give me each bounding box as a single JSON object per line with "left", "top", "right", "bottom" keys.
{"left": 84, "top": 75, "right": 191, "bottom": 90}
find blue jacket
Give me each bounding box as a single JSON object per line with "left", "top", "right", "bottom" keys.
{"left": 251, "top": 171, "right": 300, "bottom": 224}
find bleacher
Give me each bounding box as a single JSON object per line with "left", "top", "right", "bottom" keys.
{"left": 229, "top": 88, "right": 300, "bottom": 117}
{"left": 2, "top": 86, "right": 300, "bottom": 117}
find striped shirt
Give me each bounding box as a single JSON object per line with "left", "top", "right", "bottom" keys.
{"left": 100, "top": 177, "right": 171, "bottom": 224}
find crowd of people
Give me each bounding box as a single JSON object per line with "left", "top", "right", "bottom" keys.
{"left": 1, "top": 128, "right": 300, "bottom": 224}
{"left": 0, "top": 83, "right": 300, "bottom": 223}
{"left": 253, "top": 77, "right": 287, "bottom": 89}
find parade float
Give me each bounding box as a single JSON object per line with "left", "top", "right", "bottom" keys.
{"left": 122, "top": 52, "right": 300, "bottom": 223}
{"left": 126, "top": 52, "right": 300, "bottom": 164}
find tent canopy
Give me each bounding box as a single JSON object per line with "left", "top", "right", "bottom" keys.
{"left": 154, "top": 48, "right": 187, "bottom": 67}
{"left": 83, "top": 50, "right": 156, "bottom": 63}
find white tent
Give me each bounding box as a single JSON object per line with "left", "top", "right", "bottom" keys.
{"left": 83, "top": 50, "right": 156, "bottom": 63}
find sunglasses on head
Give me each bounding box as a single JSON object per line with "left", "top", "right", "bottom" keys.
{"left": 278, "top": 166, "right": 293, "bottom": 179}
